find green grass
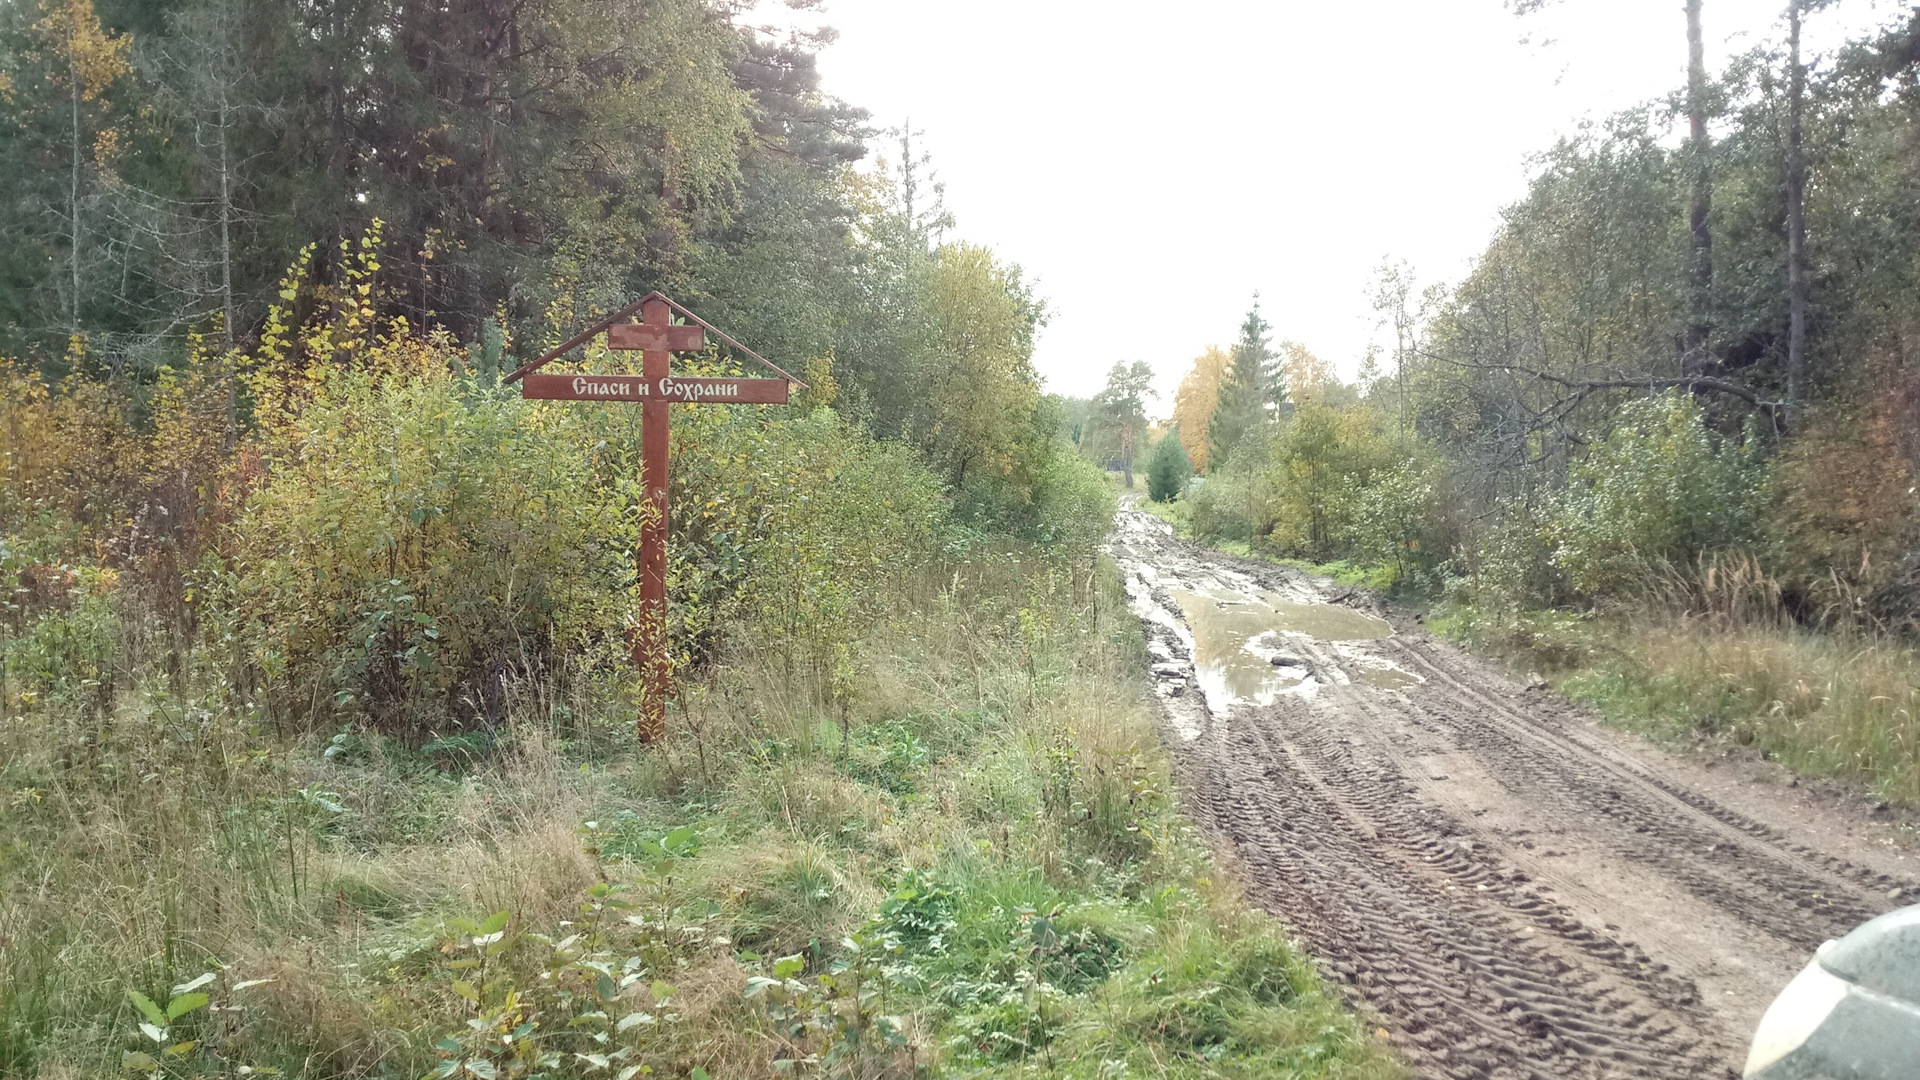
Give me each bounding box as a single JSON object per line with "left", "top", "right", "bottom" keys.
{"left": 0, "top": 554, "right": 1399, "bottom": 1080}
{"left": 1132, "top": 497, "right": 1400, "bottom": 592}
{"left": 1565, "top": 624, "right": 1920, "bottom": 806}
{"left": 1431, "top": 598, "right": 1920, "bottom": 809}
{"left": 1153, "top": 488, "right": 1920, "bottom": 810}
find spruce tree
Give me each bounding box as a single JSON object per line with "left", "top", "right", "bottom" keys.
{"left": 1209, "top": 296, "right": 1285, "bottom": 470}
{"left": 1147, "top": 426, "right": 1192, "bottom": 502}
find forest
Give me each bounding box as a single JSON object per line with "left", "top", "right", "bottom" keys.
{"left": 0, "top": 1, "right": 1396, "bottom": 1078}
{"left": 10, "top": 0, "right": 1920, "bottom": 1075}
{"left": 1133, "top": 1, "right": 1920, "bottom": 806}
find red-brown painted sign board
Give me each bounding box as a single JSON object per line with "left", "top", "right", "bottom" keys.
{"left": 520, "top": 374, "right": 790, "bottom": 404}
{"left": 504, "top": 292, "right": 807, "bottom": 745}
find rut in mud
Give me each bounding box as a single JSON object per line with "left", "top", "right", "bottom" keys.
{"left": 1109, "top": 507, "right": 1919, "bottom": 1080}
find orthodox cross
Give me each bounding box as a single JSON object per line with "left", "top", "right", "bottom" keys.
{"left": 504, "top": 293, "right": 801, "bottom": 740}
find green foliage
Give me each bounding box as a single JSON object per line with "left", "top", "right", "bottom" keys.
{"left": 845, "top": 721, "right": 931, "bottom": 796}
{"left": 1145, "top": 428, "right": 1191, "bottom": 503}
{"left": 1, "top": 564, "right": 119, "bottom": 710}
{"left": 117, "top": 972, "right": 270, "bottom": 1079}
{"left": 1546, "top": 392, "right": 1767, "bottom": 600}
{"left": 417, "top": 887, "right": 713, "bottom": 1080}
{"left": 1266, "top": 403, "right": 1394, "bottom": 561}
{"left": 916, "top": 244, "right": 1049, "bottom": 487}
{"left": 1209, "top": 298, "right": 1285, "bottom": 471}
{"left": 123, "top": 980, "right": 210, "bottom": 1072}
{"left": 668, "top": 403, "right": 950, "bottom": 675}
{"left": 744, "top": 933, "right": 911, "bottom": 1073}
{"left": 224, "top": 323, "right": 954, "bottom": 734}
{"left": 1337, "top": 459, "right": 1443, "bottom": 585}
{"left": 1182, "top": 401, "right": 1445, "bottom": 591}
{"left": 1455, "top": 500, "right": 1564, "bottom": 615}
{"left": 1185, "top": 457, "right": 1274, "bottom": 550}
{"left": 1083, "top": 361, "right": 1155, "bottom": 483}
{"left": 1023, "top": 450, "right": 1117, "bottom": 555}
{"left": 0, "top": 0, "right": 769, "bottom": 366}
{"left": 232, "top": 364, "right": 632, "bottom": 731}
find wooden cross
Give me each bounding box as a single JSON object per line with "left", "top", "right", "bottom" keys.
{"left": 505, "top": 293, "right": 800, "bottom": 740}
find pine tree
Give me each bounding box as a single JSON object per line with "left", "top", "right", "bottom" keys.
{"left": 1147, "top": 426, "right": 1191, "bottom": 502}
{"left": 1089, "top": 359, "right": 1154, "bottom": 488}
{"left": 1209, "top": 296, "right": 1285, "bottom": 470}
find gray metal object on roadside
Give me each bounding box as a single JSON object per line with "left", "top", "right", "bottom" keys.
{"left": 1745, "top": 904, "right": 1920, "bottom": 1079}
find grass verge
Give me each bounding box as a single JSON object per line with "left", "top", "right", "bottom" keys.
{"left": 0, "top": 553, "right": 1400, "bottom": 1080}
{"left": 1438, "top": 602, "right": 1920, "bottom": 808}
{"left": 1145, "top": 487, "right": 1920, "bottom": 812}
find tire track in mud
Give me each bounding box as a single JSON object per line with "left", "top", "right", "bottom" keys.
{"left": 1108, "top": 508, "right": 1914, "bottom": 1079}
{"left": 1389, "top": 634, "right": 1912, "bottom": 909}
{"left": 1383, "top": 638, "right": 1894, "bottom": 949}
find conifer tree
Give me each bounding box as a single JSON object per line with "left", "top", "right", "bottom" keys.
{"left": 1209, "top": 296, "right": 1285, "bottom": 470}
{"left": 1088, "top": 359, "right": 1154, "bottom": 488}
{"left": 1147, "top": 425, "right": 1191, "bottom": 502}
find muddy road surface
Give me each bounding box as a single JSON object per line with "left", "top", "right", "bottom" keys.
{"left": 1110, "top": 507, "right": 1918, "bottom": 1079}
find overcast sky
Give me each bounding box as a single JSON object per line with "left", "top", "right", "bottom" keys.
{"left": 778, "top": 0, "right": 1907, "bottom": 408}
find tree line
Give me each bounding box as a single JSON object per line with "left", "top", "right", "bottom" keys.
{"left": 0, "top": 0, "right": 1122, "bottom": 739}
{"left": 0, "top": 0, "right": 1093, "bottom": 534}
{"left": 1131, "top": 1, "right": 1920, "bottom": 632}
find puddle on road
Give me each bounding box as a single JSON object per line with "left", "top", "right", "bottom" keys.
{"left": 1357, "top": 665, "right": 1422, "bottom": 689}
{"left": 1166, "top": 586, "right": 1394, "bottom": 710}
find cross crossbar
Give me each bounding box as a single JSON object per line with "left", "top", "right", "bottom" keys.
{"left": 502, "top": 291, "right": 807, "bottom": 387}
{"left": 504, "top": 293, "right": 795, "bottom": 745}
{"left": 609, "top": 323, "right": 706, "bottom": 352}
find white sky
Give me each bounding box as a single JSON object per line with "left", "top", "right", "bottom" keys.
{"left": 783, "top": 0, "right": 1907, "bottom": 408}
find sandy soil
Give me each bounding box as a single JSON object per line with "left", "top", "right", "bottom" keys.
{"left": 1108, "top": 507, "right": 1917, "bottom": 1080}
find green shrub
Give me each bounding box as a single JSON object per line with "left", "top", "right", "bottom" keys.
{"left": 232, "top": 366, "right": 631, "bottom": 731}
{"left": 1026, "top": 447, "right": 1116, "bottom": 555}
{"left": 1547, "top": 391, "right": 1768, "bottom": 599}
{"left": 845, "top": 720, "right": 931, "bottom": 795}
{"left": 1334, "top": 458, "right": 1449, "bottom": 587}
{"left": 1458, "top": 497, "right": 1569, "bottom": 613}
{"left": 231, "top": 361, "right": 954, "bottom": 733}
{"left": 1185, "top": 457, "right": 1274, "bottom": 548}
{"left": 1, "top": 566, "right": 120, "bottom": 710}
{"left": 678, "top": 406, "right": 949, "bottom": 671}
{"left": 1146, "top": 428, "right": 1192, "bottom": 503}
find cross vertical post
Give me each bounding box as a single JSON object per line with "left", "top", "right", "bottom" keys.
{"left": 637, "top": 296, "right": 672, "bottom": 741}
{"left": 505, "top": 290, "right": 801, "bottom": 745}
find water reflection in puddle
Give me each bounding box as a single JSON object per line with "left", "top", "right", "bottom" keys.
{"left": 1357, "top": 665, "right": 1422, "bottom": 689}
{"left": 1166, "top": 586, "right": 1394, "bottom": 710}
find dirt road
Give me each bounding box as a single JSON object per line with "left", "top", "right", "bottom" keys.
{"left": 1109, "top": 506, "right": 1918, "bottom": 1079}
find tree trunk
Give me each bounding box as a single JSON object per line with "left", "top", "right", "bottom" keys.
{"left": 1684, "top": 0, "right": 1714, "bottom": 371}
{"left": 1785, "top": 0, "right": 1811, "bottom": 424}
{"left": 329, "top": 4, "right": 349, "bottom": 192}
{"left": 219, "top": 87, "right": 237, "bottom": 447}
{"left": 70, "top": 67, "right": 82, "bottom": 341}
{"left": 219, "top": 107, "right": 234, "bottom": 353}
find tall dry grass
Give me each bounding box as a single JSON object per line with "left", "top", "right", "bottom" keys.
{"left": 1567, "top": 552, "right": 1920, "bottom": 805}
{"left": 1, "top": 555, "right": 1398, "bottom": 1080}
